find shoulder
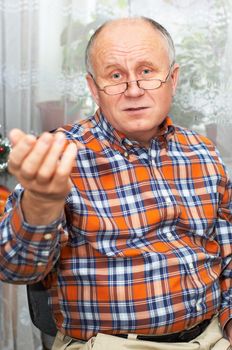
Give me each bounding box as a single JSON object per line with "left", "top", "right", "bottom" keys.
{"left": 173, "top": 124, "right": 214, "bottom": 148}
{"left": 172, "top": 124, "right": 228, "bottom": 176}
{"left": 172, "top": 124, "right": 223, "bottom": 164}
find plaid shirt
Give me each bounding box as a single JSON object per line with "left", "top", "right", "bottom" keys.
{"left": 0, "top": 110, "right": 232, "bottom": 340}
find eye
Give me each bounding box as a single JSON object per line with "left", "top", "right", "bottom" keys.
{"left": 112, "top": 72, "right": 122, "bottom": 80}
{"left": 142, "top": 69, "right": 152, "bottom": 75}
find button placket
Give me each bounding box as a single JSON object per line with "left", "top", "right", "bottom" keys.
{"left": 165, "top": 196, "right": 172, "bottom": 205}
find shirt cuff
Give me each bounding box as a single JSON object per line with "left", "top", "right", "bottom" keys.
{"left": 10, "top": 195, "right": 66, "bottom": 249}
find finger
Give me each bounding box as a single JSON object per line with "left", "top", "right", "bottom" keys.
{"left": 53, "top": 142, "right": 77, "bottom": 187}
{"left": 20, "top": 132, "right": 54, "bottom": 180}
{"left": 36, "top": 132, "right": 66, "bottom": 184}
{"left": 8, "top": 134, "right": 37, "bottom": 172}
{"left": 15, "top": 142, "right": 77, "bottom": 199}
{"left": 23, "top": 142, "right": 76, "bottom": 197}
{"left": 8, "top": 128, "right": 26, "bottom": 146}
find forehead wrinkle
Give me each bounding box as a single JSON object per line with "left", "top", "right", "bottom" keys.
{"left": 100, "top": 38, "right": 167, "bottom": 56}
{"left": 97, "top": 37, "right": 166, "bottom": 53}
{"left": 97, "top": 45, "right": 167, "bottom": 72}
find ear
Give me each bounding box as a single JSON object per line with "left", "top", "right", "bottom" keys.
{"left": 86, "top": 73, "right": 100, "bottom": 106}
{"left": 170, "top": 63, "right": 179, "bottom": 96}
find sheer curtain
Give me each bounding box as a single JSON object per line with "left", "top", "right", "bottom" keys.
{"left": 0, "top": 0, "right": 39, "bottom": 134}
{"left": 0, "top": 1, "right": 232, "bottom": 349}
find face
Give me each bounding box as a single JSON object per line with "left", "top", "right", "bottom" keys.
{"left": 86, "top": 19, "right": 179, "bottom": 146}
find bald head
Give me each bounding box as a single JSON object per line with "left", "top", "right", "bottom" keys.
{"left": 85, "top": 17, "right": 175, "bottom": 76}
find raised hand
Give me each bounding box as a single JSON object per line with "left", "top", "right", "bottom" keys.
{"left": 8, "top": 129, "right": 77, "bottom": 224}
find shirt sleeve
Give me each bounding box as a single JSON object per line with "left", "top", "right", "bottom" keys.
{"left": 0, "top": 184, "right": 69, "bottom": 284}
{"left": 215, "top": 161, "right": 232, "bottom": 330}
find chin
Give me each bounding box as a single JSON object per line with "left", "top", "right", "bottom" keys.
{"left": 128, "top": 121, "right": 155, "bottom": 132}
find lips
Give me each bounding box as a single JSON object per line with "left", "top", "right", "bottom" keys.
{"left": 124, "top": 106, "right": 148, "bottom": 111}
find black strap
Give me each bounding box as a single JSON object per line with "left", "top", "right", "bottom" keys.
{"left": 116, "top": 319, "right": 211, "bottom": 343}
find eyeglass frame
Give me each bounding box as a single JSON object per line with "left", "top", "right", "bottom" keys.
{"left": 89, "top": 62, "right": 175, "bottom": 96}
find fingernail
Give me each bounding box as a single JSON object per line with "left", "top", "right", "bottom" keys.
{"left": 55, "top": 132, "right": 65, "bottom": 144}
{"left": 26, "top": 134, "right": 37, "bottom": 144}
{"left": 40, "top": 133, "right": 52, "bottom": 144}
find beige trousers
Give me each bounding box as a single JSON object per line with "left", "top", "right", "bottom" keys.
{"left": 52, "top": 317, "right": 231, "bottom": 350}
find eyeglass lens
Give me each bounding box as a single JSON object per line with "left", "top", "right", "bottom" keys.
{"left": 104, "top": 79, "right": 163, "bottom": 95}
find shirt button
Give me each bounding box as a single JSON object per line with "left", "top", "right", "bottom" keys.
{"left": 196, "top": 301, "right": 202, "bottom": 311}
{"left": 57, "top": 223, "right": 62, "bottom": 230}
{"left": 190, "top": 299, "right": 196, "bottom": 307}
{"left": 42, "top": 251, "right": 49, "bottom": 257}
{"left": 167, "top": 232, "right": 173, "bottom": 240}
{"left": 189, "top": 262, "right": 194, "bottom": 270}
{"left": 44, "top": 233, "right": 52, "bottom": 240}
{"left": 37, "top": 261, "right": 44, "bottom": 266}
{"left": 124, "top": 151, "right": 129, "bottom": 158}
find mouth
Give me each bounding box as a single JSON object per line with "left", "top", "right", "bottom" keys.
{"left": 123, "top": 106, "right": 148, "bottom": 112}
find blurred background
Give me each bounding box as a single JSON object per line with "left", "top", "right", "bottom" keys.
{"left": 0, "top": 0, "right": 232, "bottom": 349}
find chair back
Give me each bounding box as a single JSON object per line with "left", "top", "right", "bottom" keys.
{"left": 27, "top": 281, "right": 57, "bottom": 337}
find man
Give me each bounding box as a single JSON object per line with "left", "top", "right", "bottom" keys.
{"left": 0, "top": 17, "right": 232, "bottom": 350}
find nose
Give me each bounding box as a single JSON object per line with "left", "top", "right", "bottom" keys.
{"left": 124, "top": 80, "right": 145, "bottom": 97}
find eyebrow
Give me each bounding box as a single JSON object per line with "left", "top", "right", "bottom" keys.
{"left": 137, "top": 60, "right": 158, "bottom": 67}
{"left": 104, "top": 64, "right": 121, "bottom": 71}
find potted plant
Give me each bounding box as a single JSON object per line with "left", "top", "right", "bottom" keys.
{"left": 0, "top": 134, "right": 11, "bottom": 173}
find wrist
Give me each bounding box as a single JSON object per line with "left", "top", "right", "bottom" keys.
{"left": 21, "top": 189, "right": 65, "bottom": 225}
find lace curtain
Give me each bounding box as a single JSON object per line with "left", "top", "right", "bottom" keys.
{"left": 0, "top": 1, "right": 232, "bottom": 349}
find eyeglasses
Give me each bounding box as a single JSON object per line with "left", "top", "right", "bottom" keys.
{"left": 90, "top": 63, "right": 174, "bottom": 96}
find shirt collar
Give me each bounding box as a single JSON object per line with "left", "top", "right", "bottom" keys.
{"left": 93, "top": 110, "right": 127, "bottom": 153}
{"left": 93, "top": 109, "right": 175, "bottom": 152}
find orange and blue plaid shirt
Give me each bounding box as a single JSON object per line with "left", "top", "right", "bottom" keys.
{"left": 0, "top": 110, "right": 232, "bottom": 340}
